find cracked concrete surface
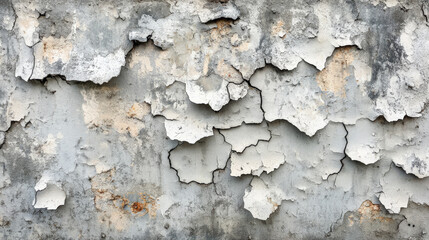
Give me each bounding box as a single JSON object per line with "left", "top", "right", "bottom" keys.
{"left": 1, "top": 0, "right": 429, "bottom": 239}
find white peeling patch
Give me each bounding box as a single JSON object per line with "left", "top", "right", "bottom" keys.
{"left": 164, "top": 120, "right": 213, "bottom": 144}
{"left": 267, "top": 121, "right": 346, "bottom": 183}
{"left": 296, "top": 40, "right": 335, "bottom": 71}
{"left": 346, "top": 110, "right": 429, "bottom": 178}
{"left": 373, "top": 66, "right": 427, "bottom": 122}
{"left": 129, "top": 28, "right": 153, "bottom": 43}
{"left": 129, "top": 14, "right": 156, "bottom": 42}
{"left": 370, "top": 0, "right": 399, "bottom": 8}
{"left": 379, "top": 169, "right": 410, "bottom": 214}
{"left": 198, "top": 1, "right": 240, "bottom": 23}
{"left": 82, "top": 141, "right": 113, "bottom": 174}
{"left": 346, "top": 120, "right": 381, "bottom": 165}
{"left": 15, "top": 41, "right": 34, "bottom": 81}
{"left": 227, "top": 81, "right": 249, "bottom": 101}
{"left": 314, "top": 1, "right": 368, "bottom": 48}
{"left": 243, "top": 178, "right": 288, "bottom": 220}
{"left": 268, "top": 42, "right": 302, "bottom": 71}
{"left": 15, "top": 7, "right": 132, "bottom": 84}
{"left": 250, "top": 63, "right": 329, "bottom": 137}
{"left": 400, "top": 21, "right": 417, "bottom": 62}
{"left": 13, "top": 2, "right": 39, "bottom": 47}
{"left": 169, "top": 131, "right": 231, "bottom": 184}
{"left": 220, "top": 122, "right": 270, "bottom": 152}
{"left": 384, "top": 0, "right": 399, "bottom": 7}
{"left": 33, "top": 184, "right": 66, "bottom": 210}
{"left": 31, "top": 44, "right": 126, "bottom": 84}
{"left": 231, "top": 141, "right": 285, "bottom": 177}
{"left": 78, "top": 48, "right": 126, "bottom": 84}
{"left": 129, "top": 14, "right": 178, "bottom": 49}
{"left": 185, "top": 77, "right": 230, "bottom": 111}
{"left": 379, "top": 192, "right": 409, "bottom": 214}
{"left": 379, "top": 164, "right": 429, "bottom": 214}
{"left": 153, "top": 82, "right": 263, "bottom": 144}
{"left": 394, "top": 153, "right": 429, "bottom": 179}
{"left": 87, "top": 158, "right": 112, "bottom": 175}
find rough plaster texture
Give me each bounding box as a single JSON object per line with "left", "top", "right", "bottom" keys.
{"left": 1, "top": 0, "right": 429, "bottom": 239}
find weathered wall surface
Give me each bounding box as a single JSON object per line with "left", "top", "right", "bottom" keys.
{"left": 1, "top": 0, "right": 429, "bottom": 239}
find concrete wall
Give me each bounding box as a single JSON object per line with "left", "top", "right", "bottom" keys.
{"left": 1, "top": 0, "right": 429, "bottom": 239}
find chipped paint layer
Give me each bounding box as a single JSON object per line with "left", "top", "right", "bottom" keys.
{"left": 33, "top": 184, "right": 66, "bottom": 210}
{"left": 243, "top": 178, "right": 289, "bottom": 220}
{"left": 169, "top": 131, "right": 231, "bottom": 184}
{"left": 1, "top": 0, "right": 429, "bottom": 239}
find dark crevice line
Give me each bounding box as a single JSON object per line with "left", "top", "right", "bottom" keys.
{"left": 327, "top": 123, "right": 349, "bottom": 181}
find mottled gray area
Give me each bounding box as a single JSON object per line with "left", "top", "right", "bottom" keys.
{"left": 1, "top": 0, "right": 429, "bottom": 239}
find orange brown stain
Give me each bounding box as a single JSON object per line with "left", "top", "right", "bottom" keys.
{"left": 210, "top": 19, "right": 233, "bottom": 41}
{"left": 91, "top": 171, "right": 159, "bottom": 227}
{"left": 271, "top": 20, "right": 288, "bottom": 38}
{"left": 357, "top": 200, "right": 393, "bottom": 224}
{"left": 131, "top": 202, "right": 144, "bottom": 213}
{"left": 267, "top": 197, "right": 279, "bottom": 211}
{"left": 316, "top": 46, "right": 356, "bottom": 98}
{"left": 348, "top": 200, "right": 394, "bottom": 227}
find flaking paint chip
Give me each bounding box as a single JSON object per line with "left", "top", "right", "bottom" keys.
{"left": 33, "top": 184, "right": 66, "bottom": 210}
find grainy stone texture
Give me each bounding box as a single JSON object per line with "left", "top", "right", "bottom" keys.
{"left": 1, "top": 0, "right": 429, "bottom": 239}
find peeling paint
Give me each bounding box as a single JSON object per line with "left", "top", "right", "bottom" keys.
{"left": 169, "top": 131, "right": 231, "bottom": 184}
{"left": 1, "top": 0, "right": 429, "bottom": 238}
{"left": 243, "top": 178, "right": 290, "bottom": 221}
{"left": 33, "top": 183, "right": 66, "bottom": 210}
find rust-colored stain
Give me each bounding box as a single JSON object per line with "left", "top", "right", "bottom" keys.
{"left": 348, "top": 200, "right": 394, "bottom": 227}
{"left": 267, "top": 197, "right": 279, "bottom": 211}
{"left": 113, "top": 194, "right": 129, "bottom": 209}
{"left": 126, "top": 193, "right": 158, "bottom": 217}
{"left": 357, "top": 200, "right": 392, "bottom": 223}
{"left": 90, "top": 170, "right": 159, "bottom": 232}
{"left": 131, "top": 202, "right": 144, "bottom": 213}
{"left": 99, "top": 191, "right": 158, "bottom": 218}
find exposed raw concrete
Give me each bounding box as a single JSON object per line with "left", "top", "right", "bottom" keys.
{"left": 1, "top": 0, "right": 429, "bottom": 239}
